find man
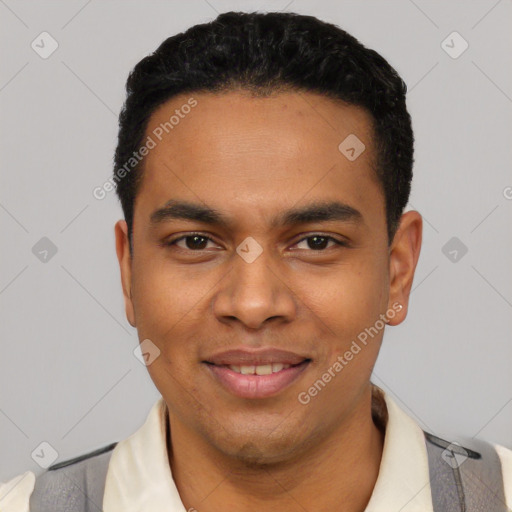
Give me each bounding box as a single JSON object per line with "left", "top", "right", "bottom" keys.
{"left": 1, "top": 10, "right": 511, "bottom": 512}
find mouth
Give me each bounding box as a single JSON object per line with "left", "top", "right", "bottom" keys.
{"left": 202, "top": 349, "right": 312, "bottom": 399}
{"left": 222, "top": 363, "right": 298, "bottom": 375}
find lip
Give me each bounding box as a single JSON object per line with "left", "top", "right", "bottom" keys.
{"left": 204, "top": 347, "right": 309, "bottom": 366}
{"left": 204, "top": 361, "right": 310, "bottom": 399}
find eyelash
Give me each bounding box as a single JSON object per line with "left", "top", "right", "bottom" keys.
{"left": 163, "top": 232, "right": 349, "bottom": 252}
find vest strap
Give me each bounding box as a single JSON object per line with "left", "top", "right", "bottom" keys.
{"left": 29, "top": 442, "right": 117, "bottom": 512}
{"left": 424, "top": 431, "right": 507, "bottom": 512}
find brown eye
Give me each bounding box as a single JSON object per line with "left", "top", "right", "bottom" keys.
{"left": 165, "top": 234, "right": 218, "bottom": 251}
{"left": 180, "top": 235, "right": 209, "bottom": 250}
{"left": 294, "top": 235, "right": 345, "bottom": 251}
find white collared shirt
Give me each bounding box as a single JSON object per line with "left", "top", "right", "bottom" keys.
{"left": 2, "top": 385, "right": 511, "bottom": 511}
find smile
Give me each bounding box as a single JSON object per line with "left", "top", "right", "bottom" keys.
{"left": 227, "top": 363, "right": 291, "bottom": 375}
{"left": 203, "top": 359, "right": 311, "bottom": 399}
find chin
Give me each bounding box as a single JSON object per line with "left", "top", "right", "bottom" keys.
{"left": 211, "top": 426, "right": 308, "bottom": 468}
{"left": 230, "top": 442, "right": 294, "bottom": 468}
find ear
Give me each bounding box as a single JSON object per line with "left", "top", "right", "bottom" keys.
{"left": 386, "top": 211, "right": 422, "bottom": 326}
{"left": 115, "top": 220, "right": 136, "bottom": 327}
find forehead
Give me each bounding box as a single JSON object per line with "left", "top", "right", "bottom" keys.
{"left": 136, "top": 90, "right": 384, "bottom": 231}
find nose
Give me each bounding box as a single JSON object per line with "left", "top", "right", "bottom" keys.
{"left": 211, "top": 249, "right": 297, "bottom": 331}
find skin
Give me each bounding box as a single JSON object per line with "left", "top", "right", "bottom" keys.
{"left": 115, "top": 90, "right": 422, "bottom": 512}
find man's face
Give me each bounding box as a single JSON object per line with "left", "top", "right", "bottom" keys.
{"left": 116, "top": 91, "right": 417, "bottom": 464}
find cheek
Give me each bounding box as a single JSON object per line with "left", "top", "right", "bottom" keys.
{"left": 300, "top": 254, "right": 388, "bottom": 336}
{"left": 295, "top": 259, "right": 389, "bottom": 387}
{"left": 130, "top": 257, "right": 202, "bottom": 348}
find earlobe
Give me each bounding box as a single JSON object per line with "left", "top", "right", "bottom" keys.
{"left": 386, "top": 211, "right": 423, "bottom": 326}
{"left": 115, "top": 220, "right": 136, "bottom": 327}
{"left": 384, "top": 303, "right": 403, "bottom": 324}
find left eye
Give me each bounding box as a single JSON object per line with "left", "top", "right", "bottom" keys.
{"left": 166, "top": 234, "right": 345, "bottom": 251}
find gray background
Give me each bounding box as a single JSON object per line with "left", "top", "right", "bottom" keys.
{"left": 1, "top": 0, "right": 511, "bottom": 482}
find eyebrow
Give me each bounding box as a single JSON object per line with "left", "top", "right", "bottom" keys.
{"left": 149, "top": 199, "right": 363, "bottom": 229}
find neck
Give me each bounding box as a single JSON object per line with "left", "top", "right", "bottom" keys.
{"left": 167, "top": 384, "right": 385, "bottom": 512}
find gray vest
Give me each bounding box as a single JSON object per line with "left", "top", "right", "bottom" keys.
{"left": 29, "top": 431, "right": 508, "bottom": 511}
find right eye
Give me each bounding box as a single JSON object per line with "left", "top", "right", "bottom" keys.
{"left": 164, "top": 233, "right": 221, "bottom": 251}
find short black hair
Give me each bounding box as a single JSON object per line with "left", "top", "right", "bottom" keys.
{"left": 114, "top": 11, "right": 413, "bottom": 251}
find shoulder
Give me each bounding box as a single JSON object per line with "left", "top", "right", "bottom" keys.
{"left": 0, "top": 442, "right": 117, "bottom": 512}
{"left": 424, "top": 430, "right": 512, "bottom": 509}
{"left": 30, "top": 442, "right": 118, "bottom": 511}
{"left": 0, "top": 471, "right": 36, "bottom": 512}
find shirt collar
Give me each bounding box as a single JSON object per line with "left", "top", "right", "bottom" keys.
{"left": 103, "top": 398, "right": 184, "bottom": 511}
{"left": 364, "top": 385, "right": 433, "bottom": 511}
{"left": 103, "top": 384, "right": 433, "bottom": 511}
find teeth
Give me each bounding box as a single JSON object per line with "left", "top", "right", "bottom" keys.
{"left": 240, "top": 365, "right": 255, "bottom": 375}
{"left": 255, "top": 364, "right": 272, "bottom": 375}
{"left": 228, "top": 363, "right": 291, "bottom": 375}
